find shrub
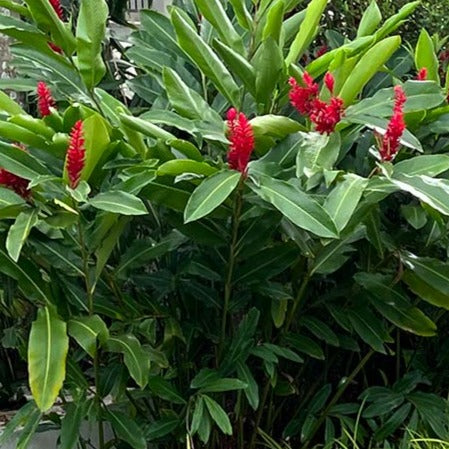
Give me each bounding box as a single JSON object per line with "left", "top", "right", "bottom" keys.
{"left": 0, "top": 1, "right": 449, "bottom": 449}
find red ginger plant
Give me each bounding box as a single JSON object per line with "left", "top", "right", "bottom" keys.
{"left": 37, "top": 82, "right": 56, "bottom": 117}
{"left": 0, "top": 144, "right": 30, "bottom": 199}
{"left": 379, "top": 85, "right": 407, "bottom": 162}
{"left": 66, "top": 120, "right": 86, "bottom": 189}
{"left": 226, "top": 108, "right": 255, "bottom": 174}
{"left": 289, "top": 71, "right": 344, "bottom": 134}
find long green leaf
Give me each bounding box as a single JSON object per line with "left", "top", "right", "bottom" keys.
{"left": 203, "top": 395, "right": 233, "bottom": 435}
{"left": 68, "top": 315, "right": 109, "bottom": 357}
{"left": 339, "top": 36, "right": 401, "bottom": 105}
{"left": 107, "top": 410, "right": 146, "bottom": 449}
{"left": 76, "top": 0, "right": 108, "bottom": 88}
{"left": 6, "top": 209, "right": 39, "bottom": 262}
{"left": 89, "top": 191, "right": 147, "bottom": 216}
{"left": 28, "top": 306, "right": 69, "bottom": 412}
{"left": 171, "top": 7, "right": 240, "bottom": 106}
{"left": 184, "top": 170, "right": 240, "bottom": 223}
{"left": 252, "top": 176, "right": 338, "bottom": 238}
{"left": 60, "top": 400, "right": 87, "bottom": 449}
{"left": 285, "top": 0, "right": 327, "bottom": 66}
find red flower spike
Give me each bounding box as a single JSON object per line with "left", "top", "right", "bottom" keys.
{"left": 417, "top": 67, "right": 428, "bottom": 81}
{"left": 310, "top": 97, "right": 345, "bottom": 135}
{"left": 289, "top": 72, "right": 319, "bottom": 115}
{"left": 379, "top": 86, "right": 407, "bottom": 162}
{"left": 226, "top": 109, "right": 255, "bottom": 174}
{"left": 324, "top": 72, "right": 335, "bottom": 94}
{"left": 49, "top": 0, "right": 64, "bottom": 20}
{"left": 37, "top": 82, "right": 56, "bottom": 117}
{"left": 66, "top": 120, "right": 86, "bottom": 189}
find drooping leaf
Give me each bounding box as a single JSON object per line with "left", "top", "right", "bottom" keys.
{"left": 89, "top": 191, "right": 147, "bottom": 216}
{"left": 6, "top": 209, "right": 38, "bottom": 262}
{"left": 28, "top": 306, "right": 69, "bottom": 412}
{"left": 68, "top": 315, "right": 109, "bottom": 357}
{"left": 107, "top": 409, "right": 146, "bottom": 449}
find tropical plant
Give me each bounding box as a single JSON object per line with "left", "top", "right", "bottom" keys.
{"left": 0, "top": 1, "right": 448, "bottom": 449}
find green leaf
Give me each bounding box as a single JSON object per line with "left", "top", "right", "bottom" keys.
{"left": 356, "top": 273, "right": 437, "bottom": 337}
{"left": 415, "top": 29, "right": 439, "bottom": 82}
{"left": 356, "top": 0, "right": 382, "bottom": 37}
{"left": 0, "top": 0, "right": 31, "bottom": 17}
{"left": 339, "top": 36, "right": 402, "bottom": 105}
{"left": 285, "top": 0, "right": 327, "bottom": 66}
{"left": 253, "top": 36, "right": 283, "bottom": 108}
{"left": 213, "top": 39, "right": 256, "bottom": 96}
{"left": 6, "top": 209, "right": 38, "bottom": 262}
{"left": 106, "top": 334, "right": 150, "bottom": 387}
{"left": 60, "top": 400, "right": 87, "bottom": 449}
{"left": 89, "top": 191, "right": 147, "bottom": 216}
{"left": 0, "top": 187, "right": 26, "bottom": 210}
{"left": 76, "top": 0, "right": 108, "bottom": 88}
{"left": 107, "top": 410, "right": 146, "bottom": 449}
{"left": 148, "top": 376, "right": 186, "bottom": 404}
{"left": 374, "top": 403, "right": 412, "bottom": 441}
{"left": 162, "top": 67, "right": 222, "bottom": 123}
{"left": 16, "top": 407, "right": 42, "bottom": 449}
{"left": 263, "top": 0, "right": 285, "bottom": 43}
{"left": 229, "top": 0, "right": 253, "bottom": 30}
{"left": 0, "top": 141, "right": 49, "bottom": 180}
{"left": 236, "top": 362, "right": 259, "bottom": 410}
{"left": 401, "top": 252, "right": 449, "bottom": 310}
{"left": 348, "top": 308, "right": 391, "bottom": 353}
{"left": 0, "top": 90, "right": 25, "bottom": 116}
{"left": 191, "top": 396, "right": 205, "bottom": 435}
{"left": 199, "top": 378, "right": 248, "bottom": 393}
{"left": 324, "top": 174, "right": 368, "bottom": 232}
{"left": 146, "top": 417, "right": 180, "bottom": 440}
{"left": 184, "top": 170, "right": 239, "bottom": 223}
{"left": 68, "top": 315, "right": 109, "bottom": 357}
{"left": 284, "top": 334, "right": 324, "bottom": 360}
{"left": 393, "top": 155, "right": 449, "bottom": 177}
{"left": 252, "top": 176, "right": 338, "bottom": 238}
{"left": 23, "top": 0, "right": 76, "bottom": 54}
{"left": 194, "top": 0, "right": 242, "bottom": 51}
{"left": 28, "top": 306, "right": 69, "bottom": 412}
{"left": 301, "top": 316, "right": 340, "bottom": 346}
{"left": 171, "top": 7, "right": 240, "bottom": 106}
{"left": 203, "top": 395, "right": 233, "bottom": 435}
{"left": 392, "top": 174, "right": 449, "bottom": 216}
{"left": 250, "top": 115, "right": 305, "bottom": 139}
{"left": 158, "top": 160, "right": 217, "bottom": 177}
{"left": 0, "top": 402, "right": 37, "bottom": 446}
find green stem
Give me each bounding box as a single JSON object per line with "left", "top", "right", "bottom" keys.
{"left": 285, "top": 274, "right": 310, "bottom": 332}
{"left": 248, "top": 380, "right": 270, "bottom": 449}
{"left": 219, "top": 178, "right": 244, "bottom": 359}
{"left": 300, "top": 349, "right": 374, "bottom": 449}
{"left": 78, "top": 218, "right": 105, "bottom": 449}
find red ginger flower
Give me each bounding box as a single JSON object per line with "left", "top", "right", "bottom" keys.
{"left": 289, "top": 72, "right": 319, "bottom": 115}
{"left": 315, "top": 44, "right": 328, "bottom": 58}
{"left": 379, "top": 85, "right": 407, "bottom": 162}
{"left": 66, "top": 120, "right": 86, "bottom": 189}
{"left": 37, "top": 82, "right": 56, "bottom": 117}
{"left": 226, "top": 108, "right": 255, "bottom": 174}
{"left": 289, "top": 72, "right": 344, "bottom": 134}
{"left": 49, "top": 0, "right": 64, "bottom": 20}
{"left": 417, "top": 67, "right": 428, "bottom": 81}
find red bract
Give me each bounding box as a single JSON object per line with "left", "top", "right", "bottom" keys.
{"left": 289, "top": 72, "right": 344, "bottom": 134}
{"left": 49, "top": 0, "right": 64, "bottom": 20}
{"left": 48, "top": 42, "right": 63, "bottom": 54}
{"left": 226, "top": 108, "right": 255, "bottom": 174}
{"left": 417, "top": 67, "right": 428, "bottom": 80}
{"left": 66, "top": 120, "right": 86, "bottom": 189}
{"left": 37, "top": 82, "right": 56, "bottom": 117}
{"left": 310, "top": 97, "right": 345, "bottom": 135}
{"left": 379, "top": 86, "right": 407, "bottom": 162}
{"left": 315, "top": 44, "right": 328, "bottom": 58}
{"left": 289, "top": 72, "right": 319, "bottom": 115}
{"left": 0, "top": 169, "right": 30, "bottom": 198}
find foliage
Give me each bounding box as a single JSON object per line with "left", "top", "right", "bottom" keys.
{"left": 0, "top": 1, "right": 449, "bottom": 449}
